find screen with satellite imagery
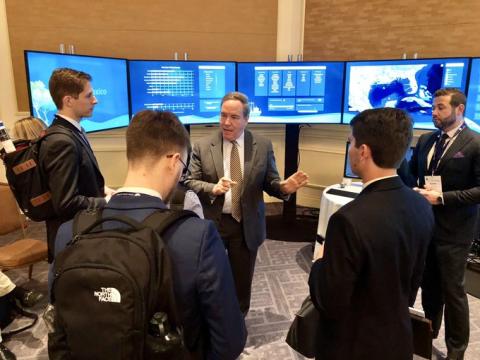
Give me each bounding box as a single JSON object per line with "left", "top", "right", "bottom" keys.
{"left": 465, "top": 58, "right": 480, "bottom": 133}
{"left": 343, "top": 58, "right": 470, "bottom": 129}
{"left": 237, "top": 61, "right": 344, "bottom": 123}
{"left": 25, "top": 51, "right": 130, "bottom": 133}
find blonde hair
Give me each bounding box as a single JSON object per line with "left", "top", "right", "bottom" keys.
{"left": 13, "top": 116, "right": 47, "bottom": 140}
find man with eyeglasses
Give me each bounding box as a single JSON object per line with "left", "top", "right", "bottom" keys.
{"left": 50, "top": 110, "right": 246, "bottom": 359}
{"left": 185, "top": 91, "right": 309, "bottom": 315}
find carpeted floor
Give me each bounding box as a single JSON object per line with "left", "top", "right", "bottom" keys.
{"left": 2, "top": 218, "right": 480, "bottom": 359}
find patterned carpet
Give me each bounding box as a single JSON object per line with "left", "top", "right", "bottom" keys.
{"left": 2, "top": 220, "right": 480, "bottom": 359}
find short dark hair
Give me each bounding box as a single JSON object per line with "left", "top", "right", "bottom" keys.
{"left": 49, "top": 68, "right": 92, "bottom": 109}
{"left": 221, "top": 91, "right": 250, "bottom": 118}
{"left": 350, "top": 108, "right": 413, "bottom": 168}
{"left": 126, "top": 110, "right": 190, "bottom": 163}
{"left": 434, "top": 88, "right": 466, "bottom": 108}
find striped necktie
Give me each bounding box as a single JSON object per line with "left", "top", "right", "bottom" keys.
{"left": 230, "top": 141, "right": 243, "bottom": 222}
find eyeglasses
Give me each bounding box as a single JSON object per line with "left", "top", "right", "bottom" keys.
{"left": 166, "top": 154, "right": 188, "bottom": 176}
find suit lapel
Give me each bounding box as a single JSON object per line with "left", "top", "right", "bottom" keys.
{"left": 435, "top": 128, "right": 472, "bottom": 173}
{"left": 51, "top": 116, "right": 102, "bottom": 174}
{"left": 242, "top": 130, "right": 256, "bottom": 195}
{"left": 210, "top": 131, "right": 224, "bottom": 180}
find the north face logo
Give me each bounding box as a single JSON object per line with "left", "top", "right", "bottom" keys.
{"left": 94, "top": 287, "right": 121, "bottom": 303}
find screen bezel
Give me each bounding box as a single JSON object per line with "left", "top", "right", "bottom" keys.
{"left": 237, "top": 60, "right": 346, "bottom": 125}
{"left": 24, "top": 50, "right": 132, "bottom": 134}
{"left": 342, "top": 57, "right": 470, "bottom": 130}
{"left": 127, "top": 58, "right": 237, "bottom": 125}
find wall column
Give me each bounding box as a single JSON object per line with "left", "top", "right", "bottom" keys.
{"left": 276, "top": 0, "right": 305, "bottom": 61}
{"left": 0, "top": 0, "right": 18, "bottom": 129}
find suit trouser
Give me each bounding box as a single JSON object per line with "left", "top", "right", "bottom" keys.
{"left": 421, "top": 239, "right": 471, "bottom": 358}
{"left": 219, "top": 214, "right": 257, "bottom": 315}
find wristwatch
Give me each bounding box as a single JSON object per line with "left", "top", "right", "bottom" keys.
{"left": 436, "top": 195, "right": 443, "bottom": 204}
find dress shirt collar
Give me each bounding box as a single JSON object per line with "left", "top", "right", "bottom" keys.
{"left": 56, "top": 114, "right": 82, "bottom": 132}
{"left": 115, "top": 186, "right": 163, "bottom": 200}
{"left": 443, "top": 120, "right": 465, "bottom": 139}
{"left": 362, "top": 174, "right": 399, "bottom": 190}
{"left": 230, "top": 131, "right": 245, "bottom": 148}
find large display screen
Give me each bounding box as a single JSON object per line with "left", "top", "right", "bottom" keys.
{"left": 343, "top": 142, "right": 414, "bottom": 179}
{"left": 128, "top": 60, "right": 236, "bottom": 125}
{"left": 464, "top": 58, "right": 480, "bottom": 133}
{"left": 237, "top": 62, "right": 345, "bottom": 123}
{"left": 25, "top": 51, "right": 130, "bottom": 133}
{"left": 343, "top": 58, "right": 469, "bottom": 129}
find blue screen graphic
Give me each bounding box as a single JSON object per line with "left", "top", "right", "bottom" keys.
{"left": 237, "top": 62, "right": 344, "bottom": 124}
{"left": 129, "top": 61, "right": 236, "bottom": 125}
{"left": 344, "top": 142, "right": 414, "bottom": 179}
{"left": 343, "top": 58, "right": 470, "bottom": 130}
{"left": 25, "top": 51, "right": 130, "bottom": 133}
{"left": 464, "top": 58, "right": 480, "bottom": 133}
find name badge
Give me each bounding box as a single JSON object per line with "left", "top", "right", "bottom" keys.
{"left": 425, "top": 175, "right": 442, "bottom": 193}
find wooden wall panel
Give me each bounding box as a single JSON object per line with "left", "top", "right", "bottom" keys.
{"left": 304, "top": 0, "right": 480, "bottom": 61}
{"left": 6, "top": 0, "right": 277, "bottom": 111}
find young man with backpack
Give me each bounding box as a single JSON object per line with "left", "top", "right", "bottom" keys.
{"left": 48, "top": 110, "right": 246, "bottom": 360}
{"left": 38, "top": 68, "right": 112, "bottom": 262}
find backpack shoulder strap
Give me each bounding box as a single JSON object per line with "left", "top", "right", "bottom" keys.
{"left": 73, "top": 208, "right": 104, "bottom": 236}
{"left": 169, "top": 185, "right": 187, "bottom": 211}
{"left": 142, "top": 209, "right": 198, "bottom": 235}
{"left": 142, "top": 209, "right": 197, "bottom": 326}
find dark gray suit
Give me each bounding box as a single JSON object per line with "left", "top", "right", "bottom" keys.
{"left": 410, "top": 126, "right": 480, "bottom": 358}
{"left": 185, "top": 129, "right": 287, "bottom": 312}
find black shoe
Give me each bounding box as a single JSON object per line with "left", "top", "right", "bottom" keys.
{"left": 0, "top": 343, "right": 16, "bottom": 360}
{"left": 19, "top": 290, "right": 44, "bottom": 308}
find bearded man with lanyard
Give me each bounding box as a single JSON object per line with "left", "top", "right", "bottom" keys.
{"left": 409, "top": 88, "right": 480, "bottom": 360}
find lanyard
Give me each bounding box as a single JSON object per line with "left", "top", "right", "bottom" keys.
{"left": 431, "top": 122, "right": 466, "bottom": 175}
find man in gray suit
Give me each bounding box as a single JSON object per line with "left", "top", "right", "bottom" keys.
{"left": 185, "top": 92, "right": 308, "bottom": 314}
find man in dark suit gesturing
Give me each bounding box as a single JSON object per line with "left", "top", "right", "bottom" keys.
{"left": 410, "top": 88, "right": 480, "bottom": 360}
{"left": 39, "top": 68, "right": 112, "bottom": 261}
{"left": 309, "top": 108, "right": 434, "bottom": 360}
{"left": 185, "top": 92, "right": 308, "bottom": 314}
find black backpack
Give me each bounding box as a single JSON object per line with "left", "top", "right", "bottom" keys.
{"left": 2, "top": 128, "right": 75, "bottom": 221}
{"left": 49, "top": 208, "right": 197, "bottom": 360}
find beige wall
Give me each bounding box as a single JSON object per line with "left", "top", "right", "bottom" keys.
{"left": 6, "top": 0, "right": 278, "bottom": 112}
{"left": 304, "top": 0, "right": 480, "bottom": 60}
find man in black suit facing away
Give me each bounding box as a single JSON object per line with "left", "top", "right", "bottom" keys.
{"left": 410, "top": 88, "right": 480, "bottom": 360}
{"left": 39, "top": 68, "right": 112, "bottom": 262}
{"left": 309, "top": 108, "right": 434, "bottom": 360}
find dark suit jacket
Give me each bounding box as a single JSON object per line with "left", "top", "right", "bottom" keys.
{"left": 52, "top": 193, "right": 246, "bottom": 360}
{"left": 309, "top": 177, "right": 434, "bottom": 360}
{"left": 409, "top": 127, "right": 480, "bottom": 244}
{"left": 184, "top": 129, "right": 287, "bottom": 251}
{"left": 39, "top": 115, "right": 105, "bottom": 260}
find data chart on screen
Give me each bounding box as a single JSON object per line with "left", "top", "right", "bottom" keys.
{"left": 129, "top": 61, "right": 236, "bottom": 125}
